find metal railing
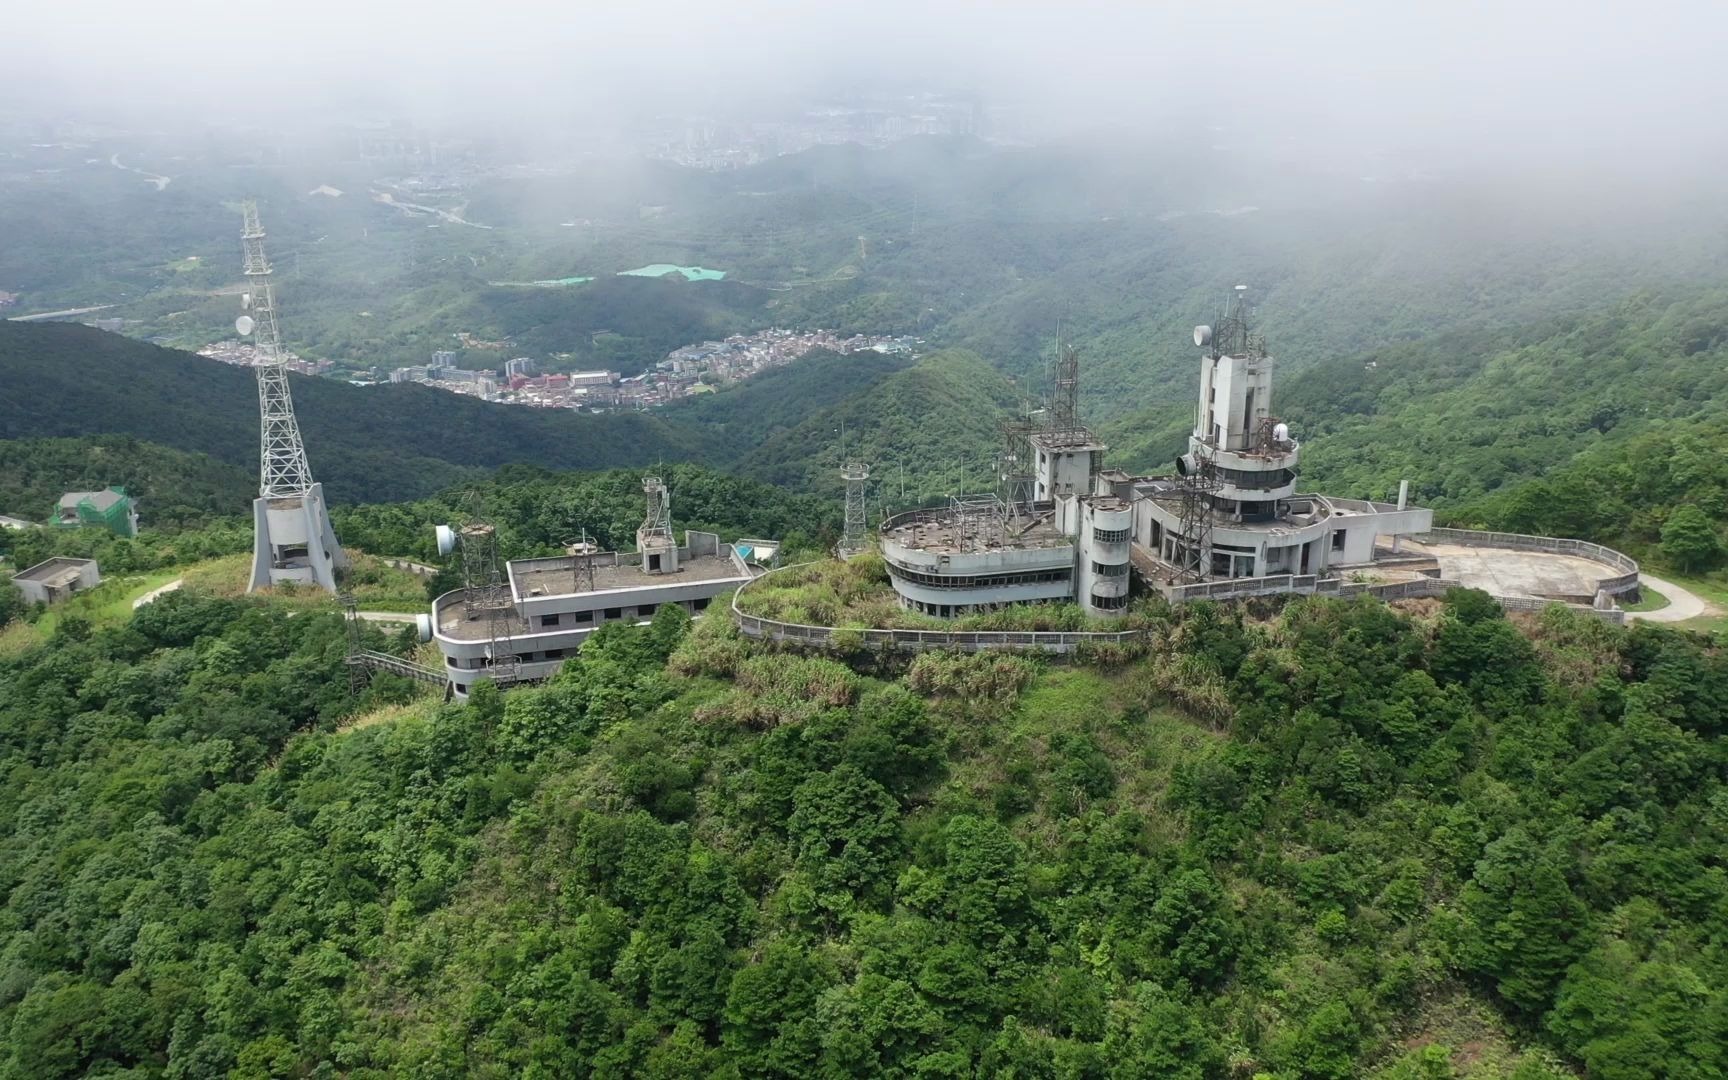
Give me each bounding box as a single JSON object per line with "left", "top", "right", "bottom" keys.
{"left": 732, "top": 553, "right": 1629, "bottom": 654}
{"left": 731, "top": 562, "right": 1142, "bottom": 653}
{"left": 1416, "top": 527, "right": 1640, "bottom": 595}
{"left": 346, "top": 650, "right": 448, "bottom": 686}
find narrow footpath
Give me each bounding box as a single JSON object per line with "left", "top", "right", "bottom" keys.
{"left": 1627, "top": 573, "right": 1712, "bottom": 624}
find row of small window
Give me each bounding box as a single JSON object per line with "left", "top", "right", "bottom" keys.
{"left": 1090, "top": 591, "right": 1129, "bottom": 610}
{"left": 536, "top": 595, "right": 712, "bottom": 628}
{"left": 906, "top": 597, "right": 1057, "bottom": 617}
{"left": 1090, "top": 561, "right": 1129, "bottom": 577}
{"left": 1091, "top": 527, "right": 1130, "bottom": 544}
{"left": 449, "top": 649, "right": 566, "bottom": 669}
{"left": 1215, "top": 466, "right": 1294, "bottom": 488}
{"left": 887, "top": 565, "right": 1072, "bottom": 590}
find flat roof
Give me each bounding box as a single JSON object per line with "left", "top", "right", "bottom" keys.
{"left": 16, "top": 556, "right": 95, "bottom": 586}
{"left": 1146, "top": 491, "right": 1336, "bottom": 535}
{"left": 883, "top": 508, "right": 1072, "bottom": 555}
{"left": 1029, "top": 429, "right": 1108, "bottom": 452}
{"left": 512, "top": 552, "right": 747, "bottom": 601}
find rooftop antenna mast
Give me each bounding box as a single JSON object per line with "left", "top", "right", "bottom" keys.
{"left": 565, "top": 530, "right": 598, "bottom": 594}
{"left": 1173, "top": 447, "right": 1218, "bottom": 583}
{"left": 238, "top": 200, "right": 347, "bottom": 592}
{"left": 637, "top": 476, "right": 680, "bottom": 575}
{"left": 640, "top": 477, "right": 673, "bottom": 543}
{"left": 1049, "top": 340, "right": 1081, "bottom": 435}
{"left": 435, "top": 497, "right": 519, "bottom": 686}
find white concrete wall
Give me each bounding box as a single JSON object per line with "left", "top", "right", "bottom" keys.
{"left": 880, "top": 537, "right": 1074, "bottom": 577}
{"left": 1035, "top": 446, "right": 1097, "bottom": 500}
{"left": 1077, "top": 501, "right": 1132, "bottom": 615}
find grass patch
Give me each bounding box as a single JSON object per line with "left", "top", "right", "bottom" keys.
{"left": 1623, "top": 584, "right": 1670, "bottom": 612}
{"left": 736, "top": 553, "right": 1167, "bottom": 632}
{"left": 180, "top": 551, "right": 428, "bottom": 612}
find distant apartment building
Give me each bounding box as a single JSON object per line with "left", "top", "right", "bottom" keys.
{"left": 504, "top": 357, "right": 539, "bottom": 379}
{"left": 568, "top": 370, "right": 620, "bottom": 388}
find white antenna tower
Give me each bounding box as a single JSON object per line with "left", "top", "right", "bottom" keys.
{"left": 238, "top": 200, "right": 347, "bottom": 592}
{"left": 838, "top": 461, "right": 870, "bottom": 558}
{"left": 241, "top": 201, "right": 313, "bottom": 497}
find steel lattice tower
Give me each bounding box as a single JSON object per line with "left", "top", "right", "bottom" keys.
{"left": 1048, "top": 342, "right": 1082, "bottom": 435}
{"left": 241, "top": 202, "right": 315, "bottom": 498}
{"left": 839, "top": 462, "right": 870, "bottom": 556}
{"left": 1174, "top": 446, "right": 1219, "bottom": 582}
{"left": 640, "top": 477, "right": 673, "bottom": 542}
{"left": 460, "top": 522, "right": 519, "bottom": 686}
{"left": 239, "top": 201, "right": 346, "bottom": 592}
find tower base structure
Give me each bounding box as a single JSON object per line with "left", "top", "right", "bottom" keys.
{"left": 249, "top": 482, "right": 347, "bottom": 592}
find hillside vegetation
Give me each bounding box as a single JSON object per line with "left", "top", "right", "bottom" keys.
{"left": 0, "top": 324, "right": 997, "bottom": 509}
{"left": 1, "top": 585, "right": 1723, "bottom": 1078}
{"left": 0, "top": 436, "right": 253, "bottom": 528}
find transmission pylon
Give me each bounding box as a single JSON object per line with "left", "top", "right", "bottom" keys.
{"left": 239, "top": 201, "right": 347, "bottom": 592}
{"left": 838, "top": 462, "right": 870, "bottom": 557}
{"left": 340, "top": 592, "right": 371, "bottom": 696}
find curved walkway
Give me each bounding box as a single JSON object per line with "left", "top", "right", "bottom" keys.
{"left": 1627, "top": 573, "right": 1712, "bottom": 624}
{"left": 132, "top": 578, "right": 183, "bottom": 609}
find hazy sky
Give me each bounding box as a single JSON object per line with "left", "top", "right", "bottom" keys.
{"left": 4, "top": 1, "right": 1723, "bottom": 165}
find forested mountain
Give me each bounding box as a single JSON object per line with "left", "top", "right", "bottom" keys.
{"left": 0, "top": 436, "right": 253, "bottom": 527}
{"left": 0, "top": 323, "right": 945, "bottom": 506}
{"left": 0, "top": 322, "right": 1011, "bottom": 517}
{"left": 11, "top": 136, "right": 1722, "bottom": 416}
{"left": 2, "top": 583, "right": 1724, "bottom": 1077}
{"left": 735, "top": 349, "right": 1017, "bottom": 502}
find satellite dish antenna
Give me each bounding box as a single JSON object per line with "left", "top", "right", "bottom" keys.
{"left": 240, "top": 292, "right": 252, "bottom": 310}
{"left": 1193, "top": 325, "right": 1212, "bottom": 347}
{"left": 1234, "top": 284, "right": 1248, "bottom": 292}
{"left": 434, "top": 524, "right": 457, "bottom": 557}
{"left": 234, "top": 315, "right": 255, "bottom": 337}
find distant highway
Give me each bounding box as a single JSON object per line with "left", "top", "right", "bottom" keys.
{"left": 7, "top": 304, "right": 116, "bottom": 322}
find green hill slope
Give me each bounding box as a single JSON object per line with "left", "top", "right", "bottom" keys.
{"left": 0, "top": 435, "right": 254, "bottom": 528}
{"left": 737, "top": 348, "right": 1019, "bottom": 504}
{"left": 0, "top": 323, "right": 915, "bottom": 505}
{"left": 1, "top": 583, "right": 1723, "bottom": 1076}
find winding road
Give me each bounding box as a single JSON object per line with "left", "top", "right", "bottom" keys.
{"left": 1627, "top": 573, "right": 1713, "bottom": 624}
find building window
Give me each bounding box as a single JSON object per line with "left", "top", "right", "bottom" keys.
{"left": 574, "top": 610, "right": 592, "bottom": 622}
{"left": 543, "top": 649, "right": 564, "bottom": 660}
{"left": 1091, "top": 592, "right": 1129, "bottom": 610}
{"left": 540, "top": 614, "right": 559, "bottom": 627}
{"left": 604, "top": 607, "right": 622, "bottom": 620}
{"left": 1092, "top": 527, "right": 1130, "bottom": 544}
{"left": 1091, "top": 562, "right": 1128, "bottom": 577}
{"left": 884, "top": 564, "right": 1073, "bottom": 590}
{"left": 638, "top": 604, "right": 656, "bottom": 617}
{"left": 446, "top": 655, "right": 459, "bottom": 667}
{"left": 694, "top": 596, "right": 711, "bottom": 610}
{"left": 1332, "top": 529, "right": 1346, "bottom": 552}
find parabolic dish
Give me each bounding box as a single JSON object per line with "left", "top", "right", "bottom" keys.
{"left": 1193, "top": 325, "right": 1212, "bottom": 347}
{"left": 234, "top": 315, "right": 256, "bottom": 337}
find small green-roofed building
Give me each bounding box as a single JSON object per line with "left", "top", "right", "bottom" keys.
{"left": 54, "top": 487, "right": 139, "bottom": 538}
